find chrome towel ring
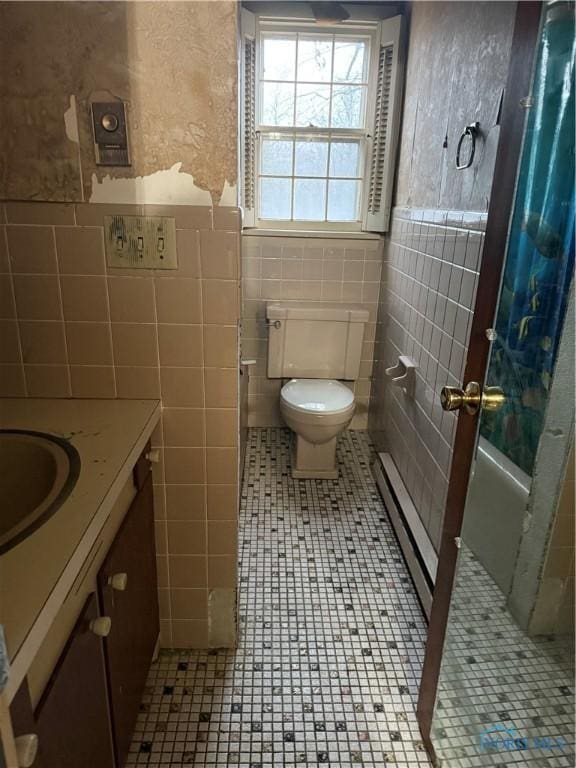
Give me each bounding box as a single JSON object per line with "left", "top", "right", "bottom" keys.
{"left": 456, "top": 122, "right": 480, "bottom": 170}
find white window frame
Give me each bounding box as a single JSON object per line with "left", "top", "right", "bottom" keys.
{"left": 241, "top": 13, "right": 404, "bottom": 234}
{"left": 254, "top": 19, "right": 380, "bottom": 232}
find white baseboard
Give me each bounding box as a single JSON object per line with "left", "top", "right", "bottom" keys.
{"left": 373, "top": 452, "right": 438, "bottom": 619}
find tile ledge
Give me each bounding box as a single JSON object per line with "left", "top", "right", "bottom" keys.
{"left": 242, "top": 228, "right": 382, "bottom": 241}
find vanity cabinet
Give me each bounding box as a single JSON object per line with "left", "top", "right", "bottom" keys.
{"left": 35, "top": 593, "right": 115, "bottom": 768}
{"left": 98, "top": 472, "right": 158, "bottom": 767}
{"left": 9, "top": 445, "right": 159, "bottom": 768}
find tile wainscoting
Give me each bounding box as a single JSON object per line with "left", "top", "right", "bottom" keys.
{"left": 369, "top": 207, "right": 486, "bottom": 551}
{"left": 241, "top": 234, "right": 384, "bottom": 430}
{"left": 0, "top": 200, "right": 241, "bottom": 649}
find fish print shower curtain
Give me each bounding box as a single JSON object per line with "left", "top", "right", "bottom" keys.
{"left": 481, "top": 0, "right": 575, "bottom": 475}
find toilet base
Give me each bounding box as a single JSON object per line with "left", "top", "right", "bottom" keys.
{"left": 291, "top": 434, "right": 339, "bottom": 479}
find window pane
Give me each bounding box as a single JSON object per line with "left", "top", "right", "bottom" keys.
{"left": 333, "top": 40, "right": 367, "bottom": 83}
{"left": 331, "top": 85, "right": 364, "bottom": 128}
{"left": 297, "top": 38, "right": 333, "bottom": 82}
{"left": 327, "top": 180, "right": 360, "bottom": 221}
{"left": 295, "top": 141, "right": 328, "bottom": 177}
{"left": 329, "top": 142, "right": 361, "bottom": 177}
{"left": 295, "top": 83, "right": 330, "bottom": 127}
{"left": 262, "top": 37, "right": 296, "bottom": 81}
{"left": 294, "top": 179, "right": 326, "bottom": 220}
{"left": 261, "top": 82, "right": 294, "bottom": 126}
{"left": 260, "top": 177, "right": 292, "bottom": 219}
{"left": 261, "top": 139, "right": 293, "bottom": 176}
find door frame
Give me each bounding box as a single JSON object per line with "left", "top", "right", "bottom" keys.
{"left": 416, "top": 0, "right": 543, "bottom": 755}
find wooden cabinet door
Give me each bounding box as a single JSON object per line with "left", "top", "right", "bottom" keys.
{"left": 9, "top": 679, "right": 44, "bottom": 768}
{"left": 98, "top": 473, "right": 159, "bottom": 767}
{"left": 35, "top": 593, "right": 115, "bottom": 768}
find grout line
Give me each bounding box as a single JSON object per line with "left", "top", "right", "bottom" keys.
{"left": 102, "top": 261, "right": 118, "bottom": 399}
{"left": 52, "top": 225, "right": 72, "bottom": 397}
{"left": 199, "top": 251, "right": 210, "bottom": 608}
{"left": 4, "top": 224, "right": 28, "bottom": 396}
{"left": 150, "top": 273, "right": 171, "bottom": 638}
{"left": 386, "top": 268, "right": 473, "bottom": 335}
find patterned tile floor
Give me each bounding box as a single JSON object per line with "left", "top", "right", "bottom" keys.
{"left": 127, "top": 428, "right": 431, "bottom": 766}
{"left": 431, "top": 545, "right": 575, "bottom": 768}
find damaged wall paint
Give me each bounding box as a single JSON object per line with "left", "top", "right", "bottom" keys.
{"left": 208, "top": 589, "right": 237, "bottom": 649}
{"left": 89, "top": 164, "right": 238, "bottom": 207}
{"left": 0, "top": 1, "right": 238, "bottom": 204}
{"left": 90, "top": 163, "right": 213, "bottom": 205}
{"left": 508, "top": 284, "right": 575, "bottom": 634}
{"left": 63, "top": 95, "right": 80, "bottom": 144}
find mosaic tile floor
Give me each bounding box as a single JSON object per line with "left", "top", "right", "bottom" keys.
{"left": 431, "top": 545, "right": 575, "bottom": 768}
{"left": 127, "top": 428, "right": 431, "bottom": 766}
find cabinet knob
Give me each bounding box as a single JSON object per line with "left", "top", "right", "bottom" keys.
{"left": 107, "top": 572, "right": 128, "bottom": 591}
{"left": 145, "top": 449, "right": 160, "bottom": 463}
{"left": 89, "top": 616, "right": 112, "bottom": 637}
{"left": 15, "top": 734, "right": 39, "bottom": 767}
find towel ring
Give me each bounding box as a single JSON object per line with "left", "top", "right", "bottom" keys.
{"left": 456, "top": 122, "right": 480, "bottom": 170}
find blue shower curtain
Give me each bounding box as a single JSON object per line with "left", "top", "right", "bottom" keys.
{"left": 481, "top": 1, "right": 575, "bottom": 475}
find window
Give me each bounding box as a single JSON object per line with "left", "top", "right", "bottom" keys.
{"left": 259, "top": 32, "right": 369, "bottom": 226}
{"left": 241, "top": 13, "right": 404, "bottom": 233}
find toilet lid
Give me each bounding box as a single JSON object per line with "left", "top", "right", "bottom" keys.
{"left": 281, "top": 379, "right": 354, "bottom": 414}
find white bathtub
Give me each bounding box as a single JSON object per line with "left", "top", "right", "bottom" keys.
{"left": 462, "top": 436, "right": 532, "bottom": 594}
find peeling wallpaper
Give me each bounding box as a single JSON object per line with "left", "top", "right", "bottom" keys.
{"left": 0, "top": 1, "right": 238, "bottom": 204}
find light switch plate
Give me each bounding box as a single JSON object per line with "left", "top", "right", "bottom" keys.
{"left": 104, "top": 215, "right": 177, "bottom": 269}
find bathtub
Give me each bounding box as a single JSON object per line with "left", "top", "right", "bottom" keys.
{"left": 462, "top": 436, "right": 532, "bottom": 595}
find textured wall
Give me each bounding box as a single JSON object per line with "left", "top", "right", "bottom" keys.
{"left": 531, "top": 443, "right": 575, "bottom": 636}
{"left": 241, "top": 234, "right": 382, "bottom": 429}
{"left": 509, "top": 285, "right": 575, "bottom": 635}
{"left": 369, "top": 1, "right": 515, "bottom": 551}
{"left": 0, "top": 1, "right": 237, "bottom": 204}
{"left": 395, "top": 1, "right": 515, "bottom": 212}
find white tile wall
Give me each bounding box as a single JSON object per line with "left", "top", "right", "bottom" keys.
{"left": 241, "top": 235, "right": 383, "bottom": 429}
{"left": 370, "top": 208, "right": 486, "bottom": 551}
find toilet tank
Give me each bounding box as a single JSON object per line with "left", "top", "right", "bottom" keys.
{"left": 266, "top": 302, "right": 369, "bottom": 379}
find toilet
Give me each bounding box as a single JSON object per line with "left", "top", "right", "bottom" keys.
{"left": 266, "top": 302, "right": 369, "bottom": 479}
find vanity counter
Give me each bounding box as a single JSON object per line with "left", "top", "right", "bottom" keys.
{"left": 0, "top": 398, "right": 160, "bottom": 703}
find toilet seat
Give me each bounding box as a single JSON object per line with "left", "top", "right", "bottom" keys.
{"left": 280, "top": 379, "right": 354, "bottom": 415}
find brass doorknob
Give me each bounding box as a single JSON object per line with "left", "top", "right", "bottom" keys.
{"left": 440, "top": 381, "right": 505, "bottom": 415}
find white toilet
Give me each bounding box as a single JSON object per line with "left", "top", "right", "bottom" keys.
{"left": 266, "top": 302, "right": 369, "bottom": 479}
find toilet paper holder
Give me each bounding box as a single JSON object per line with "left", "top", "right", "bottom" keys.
{"left": 385, "top": 355, "right": 417, "bottom": 397}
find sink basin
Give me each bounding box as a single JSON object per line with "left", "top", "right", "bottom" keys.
{"left": 0, "top": 430, "right": 80, "bottom": 555}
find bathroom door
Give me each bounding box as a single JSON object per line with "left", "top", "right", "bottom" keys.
{"left": 417, "top": 1, "right": 575, "bottom": 764}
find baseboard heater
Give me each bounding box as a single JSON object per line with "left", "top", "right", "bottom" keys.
{"left": 372, "top": 453, "right": 438, "bottom": 619}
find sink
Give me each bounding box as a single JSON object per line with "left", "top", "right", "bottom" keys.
{"left": 0, "top": 430, "right": 80, "bottom": 555}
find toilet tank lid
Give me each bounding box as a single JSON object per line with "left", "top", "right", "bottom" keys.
{"left": 266, "top": 302, "right": 369, "bottom": 323}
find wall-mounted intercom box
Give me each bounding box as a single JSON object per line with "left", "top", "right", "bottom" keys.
{"left": 92, "top": 101, "right": 131, "bottom": 166}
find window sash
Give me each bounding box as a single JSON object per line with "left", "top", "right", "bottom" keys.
{"left": 251, "top": 19, "right": 383, "bottom": 231}
{"left": 258, "top": 31, "right": 371, "bottom": 132}
{"left": 256, "top": 130, "right": 366, "bottom": 225}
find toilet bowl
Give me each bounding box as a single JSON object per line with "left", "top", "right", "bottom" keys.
{"left": 280, "top": 379, "right": 355, "bottom": 479}
{"left": 266, "top": 301, "right": 368, "bottom": 479}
